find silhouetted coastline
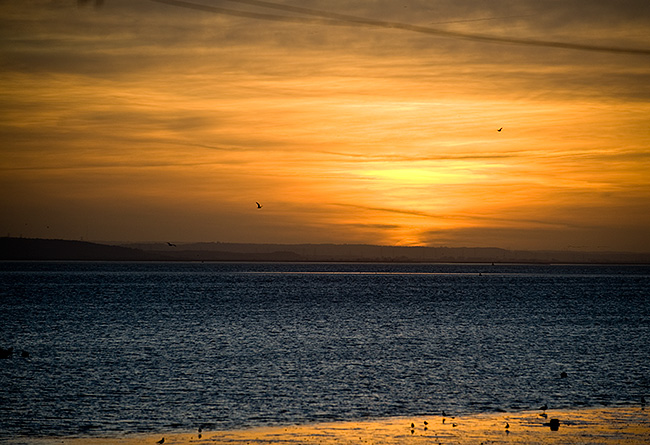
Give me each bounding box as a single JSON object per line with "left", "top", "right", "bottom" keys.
{"left": 2, "top": 237, "right": 649, "bottom": 264}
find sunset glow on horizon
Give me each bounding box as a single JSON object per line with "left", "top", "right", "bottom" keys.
{"left": 2, "top": 0, "right": 650, "bottom": 251}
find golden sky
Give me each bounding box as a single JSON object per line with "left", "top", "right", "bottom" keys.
{"left": 1, "top": 0, "right": 650, "bottom": 251}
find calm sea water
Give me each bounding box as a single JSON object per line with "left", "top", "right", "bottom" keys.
{"left": 1, "top": 262, "right": 649, "bottom": 439}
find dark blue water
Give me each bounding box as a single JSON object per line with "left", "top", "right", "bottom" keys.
{"left": 1, "top": 262, "right": 649, "bottom": 439}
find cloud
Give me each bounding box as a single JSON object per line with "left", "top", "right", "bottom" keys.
{"left": 317, "top": 150, "right": 521, "bottom": 163}
{"left": 422, "top": 221, "right": 650, "bottom": 252}
{"left": 1, "top": 1, "right": 649, "bottom": 248}
{"left": 150, "top": 0, "right": 650, "bottom": 55}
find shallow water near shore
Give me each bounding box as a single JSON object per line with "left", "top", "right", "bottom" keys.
{"left": 1, "top": 262, "right": 649, "bottom": 440}
{"left": 18, "top": 407, "right": 650, "bottom": 445}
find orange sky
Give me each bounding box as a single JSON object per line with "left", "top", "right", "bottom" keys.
{"left": 1, "top": 0, "right": 650, "bottom": 251}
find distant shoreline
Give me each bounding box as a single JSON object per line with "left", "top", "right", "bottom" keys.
{"left": 2, "top": 237, "right": 650, "bottom": 264}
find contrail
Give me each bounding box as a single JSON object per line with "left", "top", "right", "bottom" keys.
{"left": 427, "top": 14, "right": 536, "bottom": 26}
{"left": 150, "top": 0, "right": 650, "bottom": 56}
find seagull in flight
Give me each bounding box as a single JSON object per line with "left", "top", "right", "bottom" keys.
{"left": 256, "top": 202, "right": 263, "bottom": 209}
{"left": 497, "top": 127, "right": 503, "bottom": 132}
{"left": 167, "top": 242, "right": 176, "bottom": 247}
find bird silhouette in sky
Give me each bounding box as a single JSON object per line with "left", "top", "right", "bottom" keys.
{"left": 167, "top": 242, "right": 176, "bottom": 247}
{"left": 497, "top": 127, "right": 503, "bottom": 132}
{"left": 256, "top": 202, "right": 263, "bottom": 209}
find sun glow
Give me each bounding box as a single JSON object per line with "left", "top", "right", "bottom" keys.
{"left": 1, "top": 1, "right": 649, "bottom": 251}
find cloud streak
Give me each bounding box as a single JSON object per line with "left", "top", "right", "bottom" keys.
{"left": 2, "top": 1, "right": 648, "bottom": 249}
{"left": 332, "top": 203, "right": 579, "bottom": 229}
{"left": 150, "top": 0, "right": 650, "bottom": 55}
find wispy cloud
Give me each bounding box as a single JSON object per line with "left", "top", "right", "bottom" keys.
{"left": 151, "top": 0, "right": 650, "bottom": 55}
{"left": 1, "top": 1, "right": 648, "bottom": 249}
{"left": 317, "top": 150, "right": 522, "bottom": 162}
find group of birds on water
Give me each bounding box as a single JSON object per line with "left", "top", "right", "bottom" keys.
{"left": 402, "top": 395, "right": 646, "bottom": 439}
{"left": 156, "top": 426, "right": 206, "bottom": 444}
{"left": 150, "top": 396, "right": 646, "bottom": 444}
{"left": 405, "top": 404, "right": 556, "bottom": 437}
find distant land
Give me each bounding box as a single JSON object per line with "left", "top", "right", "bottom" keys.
{"left": 2, "top": 237, "right": 650, "bottom": 264}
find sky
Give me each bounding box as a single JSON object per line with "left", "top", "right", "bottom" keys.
{"left": 1, "top": 0, "right": 650, "bottom": 251}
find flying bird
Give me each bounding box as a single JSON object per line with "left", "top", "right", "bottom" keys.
{"left": 497, "top": 127, "right": 503, "bottom": 132}
{"left": 167, "top": 242, "right": 176, "bottom": 247}
{"left": 256, "top": 202, "right": 263, "bottom": 209}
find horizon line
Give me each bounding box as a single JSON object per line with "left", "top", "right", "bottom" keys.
{"left": 4, "top": 236, "right": 650, "bottom": 255}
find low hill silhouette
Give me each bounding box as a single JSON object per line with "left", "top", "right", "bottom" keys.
{"left": 0, "top": 237, "right": 165, "bottom": 261}
{"left": 2, "top": 237, "right": 649, "bottom": 263}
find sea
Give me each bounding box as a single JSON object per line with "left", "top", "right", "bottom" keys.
{"left": 0, "top": 261, "right": 649, "bottom": 440}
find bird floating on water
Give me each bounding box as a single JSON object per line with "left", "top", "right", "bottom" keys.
{"left": 156, "top": 438, "right": 165, "bottom": 444}
{"left": 0, "top": 347, "right": 13, "bottom": 359}
{"left": 256, "top": 202, "right": 263, "bottom": 209}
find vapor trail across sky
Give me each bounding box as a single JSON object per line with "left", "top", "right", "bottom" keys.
{"left": 2, "top": 0, "right": 649, "bottom": 250}
{"left": 151, "top": 0, "right": 650, "bottom": 55}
